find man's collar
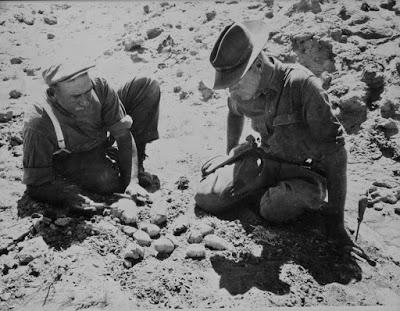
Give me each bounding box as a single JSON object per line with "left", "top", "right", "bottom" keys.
{"left": 256, "top": 56, "right": 283, "bottom": 96}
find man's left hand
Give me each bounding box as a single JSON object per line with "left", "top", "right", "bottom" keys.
{"left": 125, "top": 182, "right": 149, "bottom": 201}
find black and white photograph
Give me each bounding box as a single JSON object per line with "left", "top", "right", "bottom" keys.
{"left": 0, "top": 0, "right": 399, "bottom": 310}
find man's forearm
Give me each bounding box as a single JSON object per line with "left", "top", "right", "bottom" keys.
{"left": 115, "top": 131, "right": 138, "bottom": 189}
{"left": 227, "top": 110, "right": 244, "bottom": 155}
{"left": 324, "top": 146, "right": 347, "bottom": 225}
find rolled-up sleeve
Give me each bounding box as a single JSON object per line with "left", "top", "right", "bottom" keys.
{"left": 23, "top": 126, "right": 57, "bottom": 186}
{"left": 303, "top": 76, "right": 345, "bottom": 154}
{"left": 93, "top": 77, "right": 133, "bottom": 138}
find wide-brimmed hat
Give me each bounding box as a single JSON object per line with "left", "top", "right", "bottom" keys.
{"left": 209, "top": 20, "right": 269, "bottom": 90}
{"left": 42, "top": 62, "right": 95, "bottom": 86}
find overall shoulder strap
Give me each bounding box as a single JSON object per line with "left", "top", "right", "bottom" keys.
{"left": 41, "top": 102, "right": 71, "bottom": 154}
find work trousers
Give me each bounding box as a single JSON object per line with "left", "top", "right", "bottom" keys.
{"left": 54, "top": 77, "right": 160, "bottom": 194}
{"left": 194, "top": 155, "right": 327, "bottom": 223}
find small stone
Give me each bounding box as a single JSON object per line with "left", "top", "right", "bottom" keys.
{"left": 122, "top": 242, "right": 144, "bottom": 260}
{"left": 186, "top": 244, "right": 206, "bottom": 259}
{"left": 188, "top": 230, "right": 203, "bottom": 243}
{"left": 172, "top": 215, "right": 188, "bottom": 235}
{"left": 248, "top": 4, "right": 261, "bottom": 9}
{"left": 150, "top": 202, "right": 168, "bottom": 225}
{"left": 160, "top": 2, "right": 169, "bottom": 7}
{"left": 0, "top": 292, "right": 11, "bottom": 301}
{"left": 197, "top": 223, "right": 214, "bottom": 236}
{"left": 123, "top": 38, "right": 144, "bottom": 51}
{"left": 146, "top": 28, "right": 163, "bottom": 40}
{"left": 130, "top": 52, "right": 148, "bottom": 63}
{"left": 24, "top": 67, "right": 36, "bottom": 76}
{"left": 143, "top": 5, "right": 150, "bottom": 14}
{"left": 265, "top": 10, "right": 274, "bottom": 18}
{"left": 111, "top": 198, "right": 138, "bottom": 225}
{"left": 10, "top": 57, "right": 23, "bottom": 65}
{"left": 47, "top": 33, "right": 55, "bottom": 39}
{"left": 179, "top": 91, "right": 189, "bottom": 100}
{"left": 9, "top": 90, "right": 22, "bottom": 99}
{"left": 123, "top": 259, "right": 133, "bottom": 268}
{"left": 204, "top": 234, "right": 232, "bottom": 250}
{"left": 374, "top": 202, "right": 384, "bottom": 211}
{"left": 394, "top": 207, "right": 400, "bottom": 215}
{"left": 0, "top": 111, "right": 13, "bottom": 123}
{"left": 198, "top": 81, "right": 214, "bottom": 101}
{"left": 54, "top": 217, "right": 72, "bottom": 227}
{"left": 206, "top": 11, "right": 216, "bottom": 22}
{"left": 121, "top": 225, "right": 137, "bottom": 236}
{"left": 154, "top": 237, "right": 175, "bottom": 254}
{"left": 14, "top": 13, "right": 35, "bottom": 25}
{"left": 175, "top": 176, "right": 189, "bottom": 190}
{"left": 43, "top": 16, "right": 57, "bottom": 25}
{"left": 16, "top": 236, "right": 49, "bottom": 265}
{"left": 176, "top": 70, "right": 183, "bottom": 78}
{"left": 139, "top": 223, "right": 161, "bottom": 238}
{"left": 173, "top": 86, "right": 182, "bottom": 93}
{"left": 133, "top": 230, "right": 152, "bottom": 247}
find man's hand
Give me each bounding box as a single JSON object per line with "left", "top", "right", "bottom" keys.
{"left": 68, "top": 194, "right": 105, "bottom": 214}
{"left": 125, "top": 182, "right": 149, "bottom": 201}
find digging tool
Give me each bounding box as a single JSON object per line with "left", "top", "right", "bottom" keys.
{"left": 355, "top": 194, "right": 369, "bottom": 242}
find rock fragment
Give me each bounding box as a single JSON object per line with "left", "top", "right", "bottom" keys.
{"left": 16, "top": 237, "right": 48, "bottom": 265}
{"left": 204, "top": 234, "right": 232, "bottom": 251}
{"left": 47, "top": 33, "right": 55, "bottom": 39}
{"left": 123, "top": 38, "right": 144, "bottom": 51}
{"left": 139, "top": 222, "right": 161, "bottom": 238}
{"left": 54, "top": 217, "right": 72, "bottom": 227}
{"left": 188, "top": 230, "right": 203, "bottom": 243}
{"left": 175, "top": 176, "right": 189, "bottom": 190}
{"left": 154, "top": 237, "right": 175, "bottom": 254}
{"left": 172, "top": 215, "right": 188, "bottom": 235}
{"left": 43, "top": 16, "right": 57, "bottom": 25}
{"left": 9, "top": 90, "right": 23, "bottom": 99}
{"left": 121, "top": 225, "right": 137, "bottom": 236}
{"left": 173, "top": 86, "right": 182, "bottom": 93}
{"left": 111, "top": 198, "right": 138, "bottom": 225}
{"left": 143, "top": 5, "right": 150, "bottom": 14}
{"left": 186, "top": 244, "right": 206, "bottom": 259}
{"left": 205, "top": 11, "right": 216, "bottom": 22}
{"left": 394, "top": 207, "right": 400, "bottom": 215}
{"left": 198, "top": 81, "right": 214, "bottom": 101}
{"left": 10, "top": 57, "right": 23, "bottom": 64}
{"left": 265, "top": 10, "right": 274, "bottom": 18}
{"left": 0, "top": 111, "right": 13, "bottom": 123}
{"left": 197, "top": 223, "right": 214, "bottom": 237}
{"left": 146, "top": 28, "right": 163, "bottom": 40}
{"left": 150, "top": 202, "right": 168, "bottom": 225}
{"left": 14, "top": 13, "right": 35, "bottom": 25}
{"left": 380, "top": 0, "right": 396, "bottom": 11}
{"left": 122, "top": 242, "right": 144, "bottom": 260}
{"left": 133, "top": 230, "right": 152, "bottom": 247}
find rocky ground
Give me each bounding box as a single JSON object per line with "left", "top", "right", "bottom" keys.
{"left": 1, "top": 0, "right": 400, "bottom": 310}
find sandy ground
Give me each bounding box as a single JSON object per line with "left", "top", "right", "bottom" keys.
{"left": 1, "top": 0, "right": 400, "bottom": 310}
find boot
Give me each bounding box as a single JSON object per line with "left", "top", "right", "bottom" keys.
{"left": 137, "top": 143, "right": 160, "bottom": 189}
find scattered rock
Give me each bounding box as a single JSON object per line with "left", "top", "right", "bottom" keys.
{"left": 10, "top": 57, "right": 23, "bottom": 64}
{"left": 198, "top": 81, "right": 214, "bottom": 101}
{"left": 14, "top": 13, "right": 35, "bottom": 25}
{"left": 197, "top": 223, "right": 214, "bottom": 237}
{"left": 374, "top": 202, "right": 385, "bottom": 211}
{"left": 179, "top": 91, "right": 189, "bottom": 100}
{"left": 123, "top": 259, "right": 133, "bottom": 268}
{"left": 361, "top": 64, "right": 385, "bottom": 90}
{"left": 43, "top": 16, "right": 57, "bottom": 25}
{"left": 338, "top": 5, "right": 352, "bottom": 20}
{"left": 111, "top": 198, "right": 138, "bottom": 225}
{"left": 188, "top": 230, "right": 203, "bottom": 243}
{"left": 361, "top": 2, "right": 379, "bottom": 11}
{"left": 121, "top": 225, "right": 137, "bottom": 236}
{"left": 154, "top": 237, "right": 175, "bottom": 254}
{"left": 146, "top": 27, "right": 163, "bottom": 40}
{"left": 54, "top": 217, "right": 72, "bottom": 227}
{"left": 186, "top": 244, "right": 206, "bottom": 259}
{"left": 394, "top": 206, "right": 400, "bottom": 215}
{"left": 205, "top": 11, "right": 216, "bottom": 22}
{"left": 157, "top": 35, "right": 175, "bottom": 53}
{"left": 160, "top": 2, "right": 169, "bottom": 7}
{"left": 286, "top": 0, "right": 321, "bottom": 16}
{"left": 123, "top": 38, "right": 144, "bottom": 51}
{"left": 173, "top": 86, "right": 182, "bottom": 93}
{"left": 133, "top": 230, "right": 152, "bottom": 247}
{"left": 175, "top": 176, "right": 189, "bottom": 190}
{"left": 130, "top": 52, "right": 148, "bottom": 63}
{"left": 320, "top": 71, "right": 332, "bottom": 90}
{"left": 347, "top": 24, "right": 393, "bottom": 40}
{"left": 172, "top": 215, "right": 188, "bottom": 235}
{"left": 204, "top": 234, "right": 232, "bottom": 251}
{"left": 23, "top": 67, "right": 36, "bottom": 76}
{"left": 143, "top": 5, "right": 150, "bottom": 14}
{"left": 150, "top": 202, "right": 168, "bottom": 225}
{"left": 122, "top": 242, "right": 144, "bottom": 260}
{"left": 9, "top": 90, "right": 23, "bottom": 99}
{"left": 380, "top": 0, "right": 396, "bottom": 11}
{"left": 0, "top": 292, "right": 11, "bottom": 302}
{"left": 47, "top": 33, "right": 55, "bottom": 39}
{"left": 0, "top": 20, "right": 5, "bottom": 26}
{"left": 248, "top": 4, "right": 261, "bottom": 9}
{"left": 265, "top": 10, "right": 274, "bottom": 18}
{"left": 16, "top": 237, "right": 48, "bottom": 265}
{"left": 373, "top": 178, "right": 397, "bottom": 189}
{"left": 380, "top": 87, "right": 400, "bottom": 120}
{"left": 139, "top": 223, "right": 161, "bottom": 238}
{"left": 0, "top": 111, "right": 13, "bottom": 123}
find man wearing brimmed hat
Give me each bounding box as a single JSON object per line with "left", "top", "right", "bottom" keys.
{"left": 23, "top": 61, "right": 160, "bottom": 210}
{"left": 195, "top": 20, "right": 352, "bottom": 246}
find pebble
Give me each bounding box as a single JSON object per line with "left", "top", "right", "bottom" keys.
{"left": 133, "top": 230, "right": 152, "bottom": 247}
{"left": 265, "top": 10, "right": 274, "bottom": 18}
{"left": 172, "top": 215, "right": 188, "bottom": 235}
{"left": 16, "top": 236, "right": 49, "bottom": 265}
{"left": 139, "top": 223, "right": 161, "bottom": 238}
{"left": 143, "top": 5, "right": 150, "bottom": 14}
{"left": 123, "top": 259, "right": 133, "bottom": 268}
{"left": 9, "top": 90, "right": 23, "bottom": 99}
{"left": 154, "top": 237, "right": 175, "bottom": 254}
{"left": 54, "top": 217, "right": 72, "bottom": 227}
{"left": 179, "top": 91, "right": 189, "bottom": 100}
{"left": 122, "top": 242, "right": 144, "bottom": 260}
{"left": 205, "top": 11, "right": 216, "bottom": 22}
{"left": 47, "top": 33, "right": 55, "bottom": 39}
{"left": 188, "top": 230, "right": 203, "bottom": 243}
{"left": 146, "top": 27, "right": 163, "bottom": 39}
{"left": 0, "top": 111, "right": 13, "bottom": 123}
{"left": 0, "top": 292, "right": 11, "bottom": 302}
{"left": 43, "top": 16, "right": 57, "bottom": 25}
{"left": 374, "top": 202, "right": 384, "bottom": 211}
{"left": 394, "top": 207, "right": 400, "bottom": 215}
{"left": 121, "top": 225, "right": 137, "bottom": 236}
{"left": 150, "top": 202, "right": 168, "bottom": 225}
{"left": 198, "top": 81, "right": 214, "bottom": 101}
{"left": 197, "top": 223, "right": 214, "bottom": 237}
{"left": 186, "top": 244, "right": 206, "bottom": 259}
{"left": 123, "top": 38, "right": 144, "bottom": 51}
{"left": 14, "top": 13, "right": 35, "bottom": 25}
{"left": 173, "top": 86, "right": 182, "bottom": 93}
{"left": 204, "top": 234, "right": 232, "bottom": 251}
{"left": 111, "top": 198, "right": 138, "bottom": 225}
